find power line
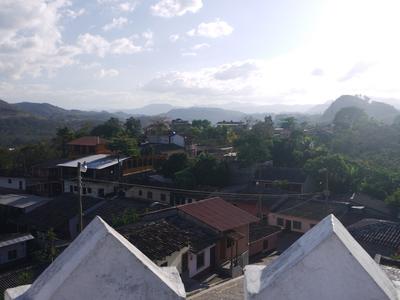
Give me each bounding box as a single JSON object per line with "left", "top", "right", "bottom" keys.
{"left": 75, "top": 177, "right": 322, "bottom": 199}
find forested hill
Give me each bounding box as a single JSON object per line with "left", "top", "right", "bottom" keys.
{"left": 321, "top": 95, "right": 399, "bottom": 124}
{"left": 0, "top": 100, "right": 120, "bottom": 146}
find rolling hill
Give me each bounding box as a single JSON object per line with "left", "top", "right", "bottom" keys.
{"left": 321, "top": 95, "right": 400, "bottom": 124}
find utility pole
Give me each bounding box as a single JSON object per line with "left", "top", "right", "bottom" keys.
{"left": 77, "top": 161, "right": 87, "bottom": 233}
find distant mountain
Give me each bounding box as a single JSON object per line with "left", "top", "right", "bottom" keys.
{"left": 125, "top": 103, "right": 178, "bottom": 116}
{"left": 321, "top": 95, "right": 400, "bottom": 124}
{"left": 164, "top": 107, "right": 246, "bottom": 123}
{"left": 307, "top": 101, "right": 333, "bottom": 115}
{"left": 0, "top": 100, "right": 126, "bottom": 146}
{"left": 218, "top": 102, "right": 315, "bottom": 114}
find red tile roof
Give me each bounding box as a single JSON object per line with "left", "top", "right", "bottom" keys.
{"left": 67, "top": 136, "right": 108, "bottom": 146}
{"left": 178, "top": 197, "right": 259, "bottom": 232}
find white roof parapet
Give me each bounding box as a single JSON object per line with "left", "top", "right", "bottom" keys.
{"left": 5, "top": 216, "right": 186, "bottom": 300}
{"left": 244, "top": 214, "right": 399, "bottom": 300}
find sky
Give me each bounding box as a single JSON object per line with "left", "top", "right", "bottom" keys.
{"left": 1, "top": 0, "right": 400, "bottom": 110}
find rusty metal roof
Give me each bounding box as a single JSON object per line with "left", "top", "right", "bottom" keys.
{"left": 67, "top": 136, "right": 107, "bottom": 146}
{"left": 178, "top": 197, "right": 259, "bottom": 232}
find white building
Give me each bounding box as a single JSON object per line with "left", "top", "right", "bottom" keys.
{"left": 0, "top": 177, "right": 26, "bottom": 191}
{"left": 244, "top": 214, "right": 399, "bottom": 300}
{"left": 5, "top": 216, "right": 186, "bottom": 300}
{"left": 0, "top": 233, "right": 34, "bottom": 266}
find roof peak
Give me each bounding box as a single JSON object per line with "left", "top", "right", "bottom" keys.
{"left": 245, "top": 214, "right": 399, "bottom": 300}
{"left": 6, "top": 216, "right": 185, "bottom": 300}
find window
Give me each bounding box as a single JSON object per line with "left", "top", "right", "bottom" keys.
{"left": 263, "top": 239, "right": 269, "bottom": 250}
{"left": 98, "top": 188, "right": 105, "bottom": 197}
{"left": 87, "top": 187, "right": 92, "bottom": 194}
{"left": 293, "top": 221, "right": 302, "bottom": 230}
{"left": 8, "top": 178, "right": 12, "bottom": 184}
{"left": 8, "top": 249, "right": 17, "bottom": 261}
{"left": 196, "top": 252, "right": 205, "bottom": 269}
{"left": 74, "top": 186, "right": 78, "bottom": 192}
{"left": 277, "top": 217, "right": 284, "bottom": 226}
{"left": 19, "top": 181, "right": 23, "bottom": 190}
{"left": 138, "top": 190, "right": 143, "bottom": 196}
{"left": 147, "top": 191, "right": 153, "bottom": 200}
{"left": 82, "top": 187, "right": 87, "bottom": 195}
{"left": 160, "top": 193, "right": 166, "bottom": 202}
{"left": 227, "top": 238, "right": 234, "bottom": 248}
{"left": 70, "top": 185, "right": 73, "bottom": 193}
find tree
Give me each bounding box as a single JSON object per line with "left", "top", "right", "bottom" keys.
{"left": 385, "top": 189, "right": 400, "bottom": 207}
{"left": 192, "top": 119, "right": 211, "bottom": 129}
{"left": 192, "top": 154, "right": 230, "bottom": 186}
{"left": 174, "top": 168, "right": 196, "bottom": 188}
{"left": 235, "top": 132, "right": 271, "bottom": 164}
{"left": 161, "top": 153, "right": 189, "bottom": 178}
{"left": 90, "top": 118, "right": 124, "bottom": 138}
{"left": 304, "top": 154, "right": 358, "bottom": 194}
{"left": 252, "top": 116, "right": 274, "bottom": 139}
{"left": 109, "top": 135, "right": 140, "bottom": 181}
{"left": 280, "top": 117, "right": 296, "bottom": 130}
{"left": 146, "top": 120, "right": 170, "bottom": 135}
{"left": 54, "top": 127, "right": 75, "bottom": 157}
{"left": 333, "top": 107, "right": 369, "bottom": 130}
{"left": 125, "top": 117, "right": 142, "bottom": 138}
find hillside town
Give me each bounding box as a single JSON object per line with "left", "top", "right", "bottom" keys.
{"left": 1, "top": 113, "right": 400, "bottom": 299}
{"left": 2, "top": 0, "right": 400, "bottom": 298}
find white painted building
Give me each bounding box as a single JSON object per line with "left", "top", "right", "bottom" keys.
{"left": 244, "top": 214, "right": 399, "bottom": 300}
{"left": 64, "top": 179, "right": 117, "bottom": 198}
{"left": 126, "top": 186, "right": 171, "bottom": 203}
{"left": 0, "top": 177, "right": 26, "bottom": 191}
{"left": 0, "top": 234, "right": 34, "bottom": 266}
{"left": 5, "top": 216, "right": 185, "bottom": 300}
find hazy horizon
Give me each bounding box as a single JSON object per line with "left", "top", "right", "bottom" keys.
{"left": 1, "top": 0, "right": 400, "bottom": 110}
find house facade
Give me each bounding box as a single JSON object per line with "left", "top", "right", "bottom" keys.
{"left": 0, "top": 234, "right": 34, "bottom": 268}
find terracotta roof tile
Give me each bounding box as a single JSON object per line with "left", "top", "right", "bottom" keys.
{"left": 178, "top": 197, "right": 259, "bottom": 232}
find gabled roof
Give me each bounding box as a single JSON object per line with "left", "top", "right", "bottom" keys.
{"left": 67, "top": 136, "right": 107, "bottom": 146}
{"left": 5, "top": 216, "right": 185, "bottom": 300}
{"left": 349, "top": 219, "right": 400, "bottom": 252}
{"left": 118, "top": 215, "right": 218, "bottom": 260}
{"left": 178, "top": 197, "right": 259, "bottom": 232}
{"left": 244, "top": 214, "right": 398, "bottom": 300}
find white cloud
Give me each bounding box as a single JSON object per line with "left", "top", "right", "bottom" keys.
{"left": 97, "top": 68, "right": 119, "bottom": 78}
{"left": 65, "top": 8, "right": 85, "bottom": 19}
{"left": 111, "top": 38, "right": 142, "bottom": 54}
{"left": 77, "top": 34, "right": 110, "bottom": 57}
{"left": 102, "top": 17, "right": 128, "bottom": 31}
{"left": 187, "top": 19, "right": 233, "bottom": 38}
{"left": 181, "top": 52, "right": 197, "bottom": 57}
{"left": 191, "top": 43, "right": 209, "bottom": 50}
{"left": 77, "top": 33, "right": 150, "bottom": 57}
{"left": 118, "top": 1, "right": 138, "bottom": 12}
{"left": 169, "top": 34, "right": 180, "bottom": 42}
{"left": 151, "top": 0, "right": 202, "bottom": 17}
{"left": 0, "top": 0, "right": 81, "bottom": 79}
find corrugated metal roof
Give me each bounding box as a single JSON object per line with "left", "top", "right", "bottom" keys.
{"left": 178, "top": 197, "right": 259, "bottom": 232}
{"left": 0, "top": 194, "right": 50, "bottom": 209}
{"left": 57, "top": 154, "right": 129, "bottom": 170}
{"left": 0, "top": 233, "right": 34, "bottom": 248}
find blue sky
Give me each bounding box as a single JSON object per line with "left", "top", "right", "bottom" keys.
{"left": 1, "top": 0, "right": 400, "bottom": 110}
